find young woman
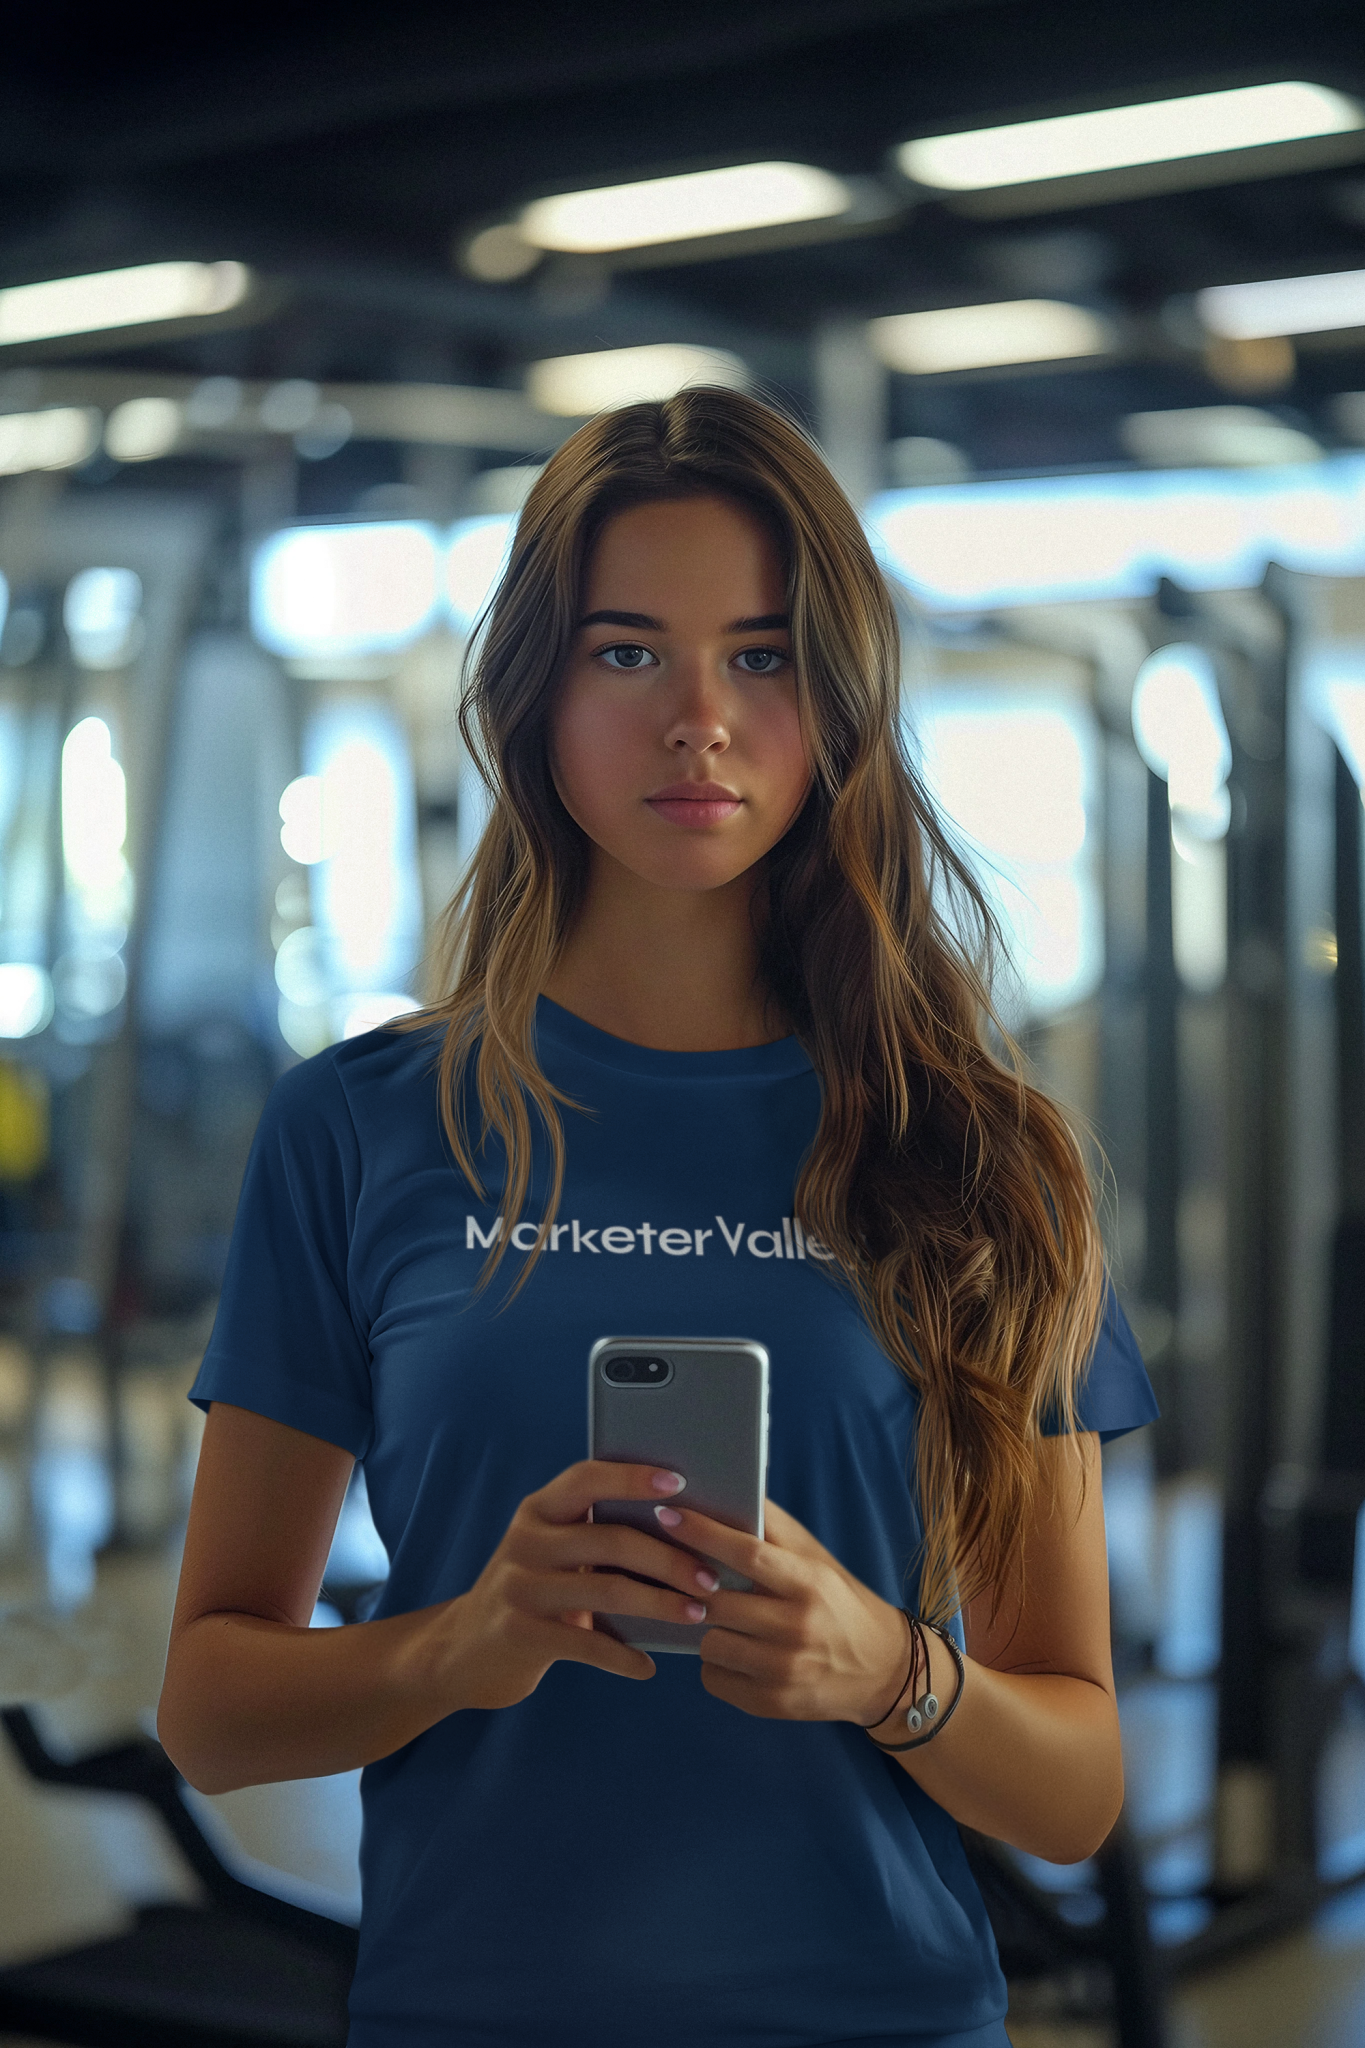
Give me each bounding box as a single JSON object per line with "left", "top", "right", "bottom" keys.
{"left": 159, "top": 388, "right": 1156, "bottom": 2048}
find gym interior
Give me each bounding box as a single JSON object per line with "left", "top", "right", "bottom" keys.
{"left": 0, "top": 7, "right": 1363, "bottom": 2045}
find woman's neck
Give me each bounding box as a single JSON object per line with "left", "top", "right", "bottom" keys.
{"left": 541, "top": 855, "right": 785, "bottom": 1052}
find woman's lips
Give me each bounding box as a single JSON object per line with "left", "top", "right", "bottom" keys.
{"left": 644, "top": 786, "right": 743, "bottom": 828}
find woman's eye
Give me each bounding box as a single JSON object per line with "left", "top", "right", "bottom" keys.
{"left": 598, "top": 643, "right": 657, "bottom": 671}
{"left": 735, "top": 647, "right": 788, "bottom": 674}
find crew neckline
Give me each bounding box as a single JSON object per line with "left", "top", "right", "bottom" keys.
{"left": 534, "top": 995, "right": 813, "bottom": 1081}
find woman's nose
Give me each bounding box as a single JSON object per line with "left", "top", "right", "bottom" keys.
{"left": 663, "top": 655, "right": 731, "bottom": 752}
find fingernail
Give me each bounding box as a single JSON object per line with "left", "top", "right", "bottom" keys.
{"left": 651, "top": 1470, "right": 685, "bottom": 1494}
{"left": 654, "top": 1505, "right": 683, "bottom": 1528}
{"left": 695, "top": 1569, "right": 720, "bottom": 1592}
{"left": 684, "top": 1602, "right": 707, "bottom": 1622}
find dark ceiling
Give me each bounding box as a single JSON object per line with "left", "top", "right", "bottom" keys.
{"left": 5, "top": 0, "right": 1365, "bottom": 478}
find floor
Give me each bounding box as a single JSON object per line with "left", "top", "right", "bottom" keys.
{"left": 1009, "top": 1884, "right": 1365, "bottom": 2045}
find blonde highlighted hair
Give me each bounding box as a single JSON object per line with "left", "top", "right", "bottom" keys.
{"left": 398, "top": 387, "right": 1104, "bottom": 1622}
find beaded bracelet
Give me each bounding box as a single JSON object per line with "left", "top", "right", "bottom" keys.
{"left": 864, "top": 1611, "right": 966, "bottom": 1753}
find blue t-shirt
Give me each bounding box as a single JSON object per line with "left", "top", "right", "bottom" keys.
{"left": 191, "top": 999, "right": 1156, "bottom": 2048}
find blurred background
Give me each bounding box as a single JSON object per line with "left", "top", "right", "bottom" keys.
{"left": 0, "top": 4, "right": 1363, "bottom": 2045}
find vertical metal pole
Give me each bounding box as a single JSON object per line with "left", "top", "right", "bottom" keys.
{"left": 812, "top": 318, "right": 887, "bottom": 511}
{"left": 75, "top": 514, "right": 214, "bottom": 1328}
{"left": 1322, "top": 750, "right": 1365, "bottom": 1476}
{"left": 1144, "top": 767, "right": 1181, "bottom": 1466}
{"left": 1095, "top": 1813, "right": 1169, "bottom": 2048}
{"left": 1334, "top": 749, "right": 1365, "bottom": 1220}
{"left": 1215, "top": 627, "right": 1288, "bottom": 1893}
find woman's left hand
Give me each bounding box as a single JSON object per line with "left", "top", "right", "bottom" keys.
{"left": 652, "top": 1496, "right": 908, "bottom": 1724}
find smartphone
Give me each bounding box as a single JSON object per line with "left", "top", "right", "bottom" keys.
{"left": 587, "top": 1336, "right": 770, "bottom": 1655}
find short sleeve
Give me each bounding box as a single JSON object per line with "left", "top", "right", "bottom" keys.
{"left": 1040, "top": 1277, "right": 1159, "bottom": 1445}
{"left": 189, "top": 1052, "right": 374, "bottom": 1457}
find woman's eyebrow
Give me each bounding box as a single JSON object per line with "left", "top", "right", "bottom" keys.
{"left": 578, "top": 608, "right": 663, "bottom": 629}
{"left": 576, "top": 609, "right": 791, "bottom": 631}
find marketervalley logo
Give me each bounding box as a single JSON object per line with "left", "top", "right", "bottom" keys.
{"left": 465, "top": 1213, "right": 835, "bottom": 1261}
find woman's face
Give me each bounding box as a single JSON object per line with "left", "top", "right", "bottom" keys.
{"left": 550, "top": 493, "right": 811, "bottom": 895}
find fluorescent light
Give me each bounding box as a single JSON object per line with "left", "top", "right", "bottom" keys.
{"left": 447, "top": 517, "right": 514, "bottom": 633}
{"left": 279, "top": 779, "right": 331, "bottom": 866}
{"left": 64, "top": 568, "right": 143, "bottom": 670}
{"left": 520, "top": 162, "right": 849, "bottom": 254}
{"left": 898, "top": 82, "right": 1362, "bottom": 192}
{"left": 911, "top": 692, "right": 1101, "bottom": 1015}
{"left": 105, "top": 397, "right": 183, "bottom": 463}
{"left": 1170, "top": 828, "right": 1227, "bottom": 992}
{"left": 62, "top": 718, "right": 127, "bottom": 894}
{"left": 274, "top": 926, "right": 330, "bottom": 1001}
{"left": 277, "top": 720, "right": 424, "bottom": 1022}
{"left": 251, "top": 523, "right": 442, "bottom": 659}
{"left": 1198, "top": 265, "right": 1365, "bottom": 339}
{"left": 1325, "top": 678, "right": 1365, "bottom": 793}
{"left": 0, "top": 261, "right": 249, "bottom": 345}
{"left": 920, "top": 703, "right": 1088, "bottom": 866}
{"left": 526, "top": 343, "right": 749, "bottom": 416}
{"left": 463, "top": 225, "right": 543, "bottom": 282}
{"left": 304, "top": 699, "right": 422, "bottom": 991}
{"left": 0, "top": 963, "right": 53, "bottom": 1039}
{"left": 865, "top": 454, "right": 1365, "bottom": 611}
{"left": 0, "top": 407, "right": 98, "bottom": 474}
{"left": 869, "top": 300, "right": 1108, "bottom": 374}
{"left": 1302, "top": 652, "right": 1365, "bottom": 793}
{"left": 340, "top": 993, "right": 421, "bottom": 1037}
{"left": 1121, "top": 406, "right": 1321, "bottom": 468}
{"left": 1131, "top": 645, "right": 1232, "bottom": 819}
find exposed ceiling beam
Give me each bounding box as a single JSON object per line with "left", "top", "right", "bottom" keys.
{"left": 0, "top": 0, "right": 982, "bottom": 175}
{"left": 0, "top": 368, "right": 573, "bottom": 453}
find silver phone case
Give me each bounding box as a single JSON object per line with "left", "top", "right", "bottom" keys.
{"left": 587, "top": 1336, "right": 769, "bottom": 1655}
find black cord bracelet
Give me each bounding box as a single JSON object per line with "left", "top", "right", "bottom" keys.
{"left": 855, "top": 1609, "right": 920, "bottom": 1731}
{"left": 865, "top": 1617, "right": 965, "bottom": 1753}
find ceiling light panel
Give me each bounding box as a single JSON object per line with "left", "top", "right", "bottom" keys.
{"left": 898, "top": 82, "right": 1362, "bottom": 192}
{"left": 519, "top": 162, "right": 849, "bottom": 254}
{"left": 252, "top": 524, "right": 443, "bottom": 659}
{"left": 869, "top": 300, "right": 1109, "bottom": 375}
{"left": 1121, "top": 406, "right": 1321, "bottom": 468}
{"left": 447, "top": 518, "right": 515, "bottom": 634}
{"left": 867, "top": 458, "right": 1365, "bottom": 612}
{"left": 526, "top": 344, "right": 749, "bottom": 417}
{"left": 0, "top": 407, "right": 100, "bottom": 474}
{"left": 1197, "top": 266, "right": 1365, "bottom": 339}
{"left": 105, "top": 397, "right": 184, "bottom": 463}
{"left": 0, "top": 262, "right": 250, "bottom": 346}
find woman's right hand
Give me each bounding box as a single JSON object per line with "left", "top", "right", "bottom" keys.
{"left": 437, "top": 1460, "right": 718, "bottom": 1709}
{"left": 163, "top": 1416, "right": 723, "bottom": 1793}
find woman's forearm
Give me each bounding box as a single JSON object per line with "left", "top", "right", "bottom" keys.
{"left": 161, "top": 1450, "right": 728, "bottom": 1795}
{"left": 158, "top": 1602, "right": 463, "bottom": 1794}
{"left": 882, "top": 1635, "right": 1123, "bottom": 1862}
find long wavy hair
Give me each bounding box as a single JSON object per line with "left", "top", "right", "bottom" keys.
{"left": 398, "top": 386, "right": 1104, "bottom": 1622}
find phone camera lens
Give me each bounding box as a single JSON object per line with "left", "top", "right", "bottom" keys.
{"left": 603, "top": 1355, "right": 671, "bottom": 1385}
